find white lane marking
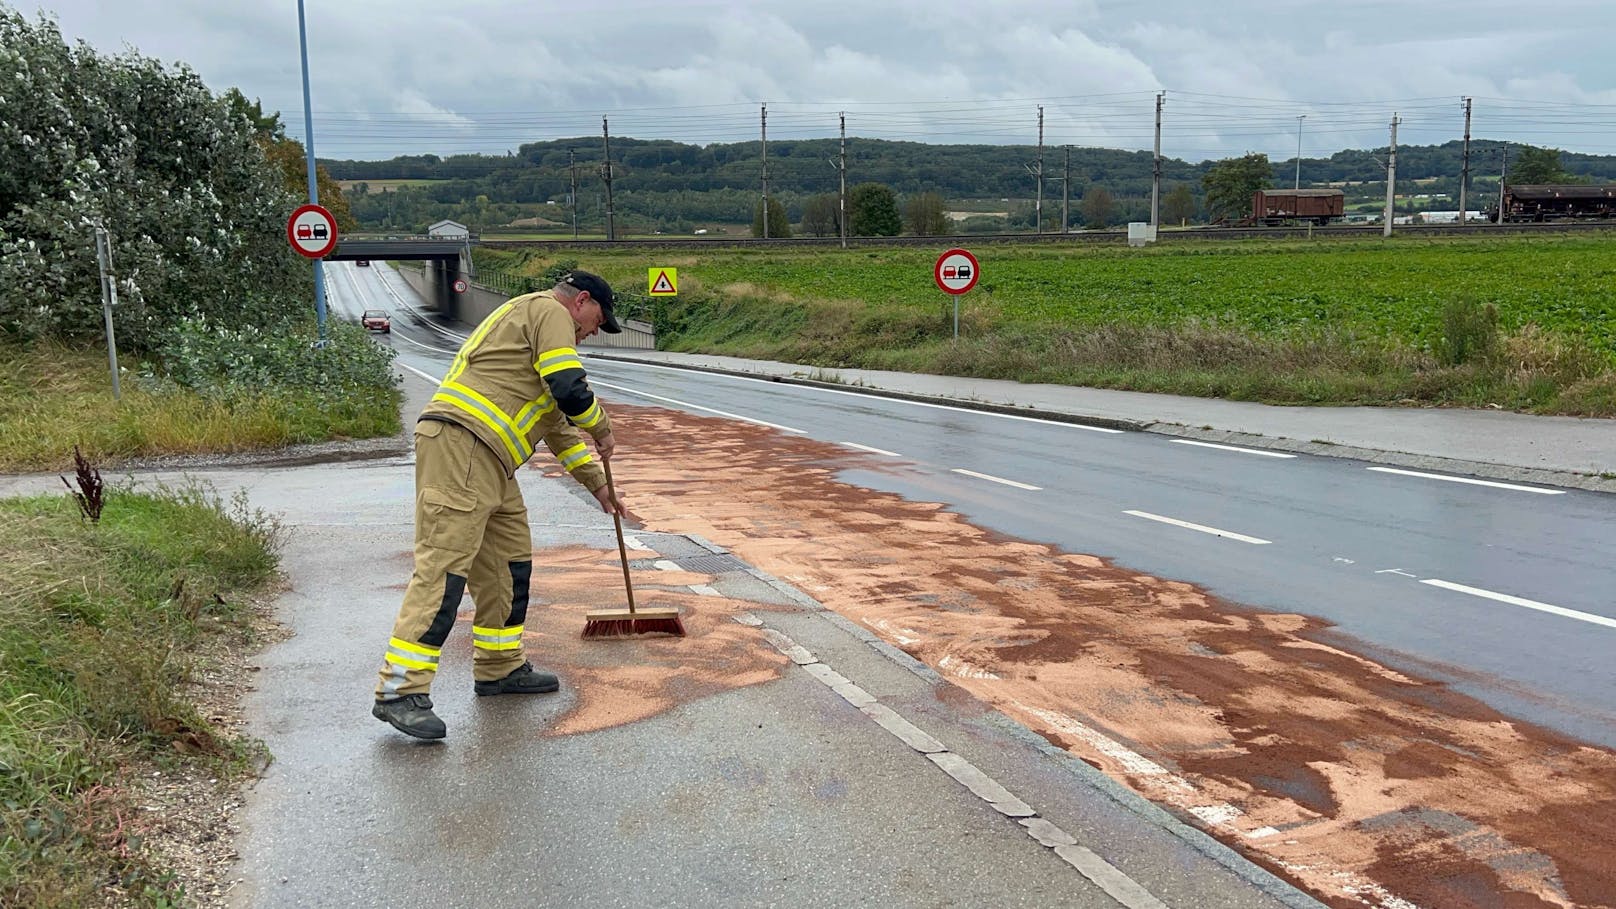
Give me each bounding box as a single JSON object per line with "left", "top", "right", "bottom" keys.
{"left": 951, "top": 468, "right": 1042, "bottom": 491}
{"left": 586, "top": 356, "right": 1124, "bottom": 433}
{"left": 592, "top": 380, "right": 806, "bottom": 433}
{"left": 1421, "top": 579, "right": 1616, "bottom": 630}
{"left": 842, "top": 442, "right": 902, "bottom": 457}
{"left": 397, "top": 362, "right": 443, "bottom": 385}
{"left": 1123, "top": 510, "right": 1272, "bottom": 545}
{"left": 389, "top": 328, "right": 461, "bottom": 356}
{"left": 1171, "top": 439, "right": 1297, "bottom": 459}
{"left": 1367, "top": 466, "right": 1565, "bottom": 495}
{"left": 1376, "top": 568, "right": 1416, "bottom": 577}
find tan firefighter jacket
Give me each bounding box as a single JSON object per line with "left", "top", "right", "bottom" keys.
{"left": 418, "top": 290, "right": 611, "bottom": 491}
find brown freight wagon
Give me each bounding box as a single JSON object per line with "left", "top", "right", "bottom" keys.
{"left": 1251, "top": 188, "right": 1345, "bottom": 226}
{"left": 1496, "top": 184, "right": 1616, "bottom": 222}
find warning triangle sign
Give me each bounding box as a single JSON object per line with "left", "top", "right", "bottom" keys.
{"left": 650, "top": 270, "right": 676, "bottom": 295}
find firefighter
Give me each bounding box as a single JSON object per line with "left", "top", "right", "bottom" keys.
{"left": 372, "top": 271, "right": 625, "bottom": 740}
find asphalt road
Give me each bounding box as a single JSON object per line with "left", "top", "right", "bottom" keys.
{"left": 325, "top": 262, "right": 1616, "bottom": 751}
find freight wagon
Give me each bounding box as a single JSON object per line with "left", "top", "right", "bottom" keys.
{"left": 1251, "top": 188, "right": 1345, "bottom": 226}
{"left": 1491, "top": 184, "right": 1616, "bottom": 222}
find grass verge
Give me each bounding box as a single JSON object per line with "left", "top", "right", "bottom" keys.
{"left": 0, "top": 334, "right": 401, "bottom": 473}
{"left": 0, "top": 478, "right": 283, "bottom": 907}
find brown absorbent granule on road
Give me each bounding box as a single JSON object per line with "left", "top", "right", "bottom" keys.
{"left": 501, "top": 543, "right": 787, "bottom": 736}
{"left": 590, "top": 403, "right": 1616, "bottom": 909}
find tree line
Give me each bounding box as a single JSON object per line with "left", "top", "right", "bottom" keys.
{"left": 328, "top": 132, "right": 1616, "bottom": 236}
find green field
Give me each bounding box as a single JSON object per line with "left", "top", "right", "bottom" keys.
{"left": 477, "top": 233, "right": 1616, "bottom": 415}
{"left": 336, "top": 178, "right": 442, "bottom": 191}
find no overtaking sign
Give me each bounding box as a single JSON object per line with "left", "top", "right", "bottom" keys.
{"left": 287, "top": 203, "right": 338, "bottom": 259}
{"left": 934, "top": 248, "right": 979, "bottom": 295}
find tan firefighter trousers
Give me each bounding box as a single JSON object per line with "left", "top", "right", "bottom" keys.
{"left": 375, "top": 419, "right": 533, "bottom": 700}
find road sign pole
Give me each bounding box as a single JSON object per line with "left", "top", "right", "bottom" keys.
{"left": 297, "top": 0, "right": 327, "bottom": 342}
{"left": 953, "top": 295, "right": 958, "bottom": 340}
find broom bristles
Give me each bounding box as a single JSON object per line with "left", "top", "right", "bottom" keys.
{"left": 581, "top": 612, "right": 687, "bottom": 639}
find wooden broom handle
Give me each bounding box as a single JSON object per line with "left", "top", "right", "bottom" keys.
{"left": 605, "top": 461, "right": 636, "bottom": 615}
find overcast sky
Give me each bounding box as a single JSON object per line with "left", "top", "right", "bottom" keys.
{"left": 30, "top": 0, "right": 1616, "bottom": 162}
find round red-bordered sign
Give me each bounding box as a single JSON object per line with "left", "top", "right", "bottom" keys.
{"left": 934, "top": 248, "right": 980, "bottom": 295}
{"left": 287, "top": 203, "right": 339, "bottom": 259}
{"left": 453, "top": 279, "right": 468, "bottom": 293}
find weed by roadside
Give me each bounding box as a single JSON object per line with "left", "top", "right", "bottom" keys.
{"left": 0, "top": 478, "right": 283, "bottom": 907}
{"left": 0, "top": 333, "right": 401, "bottom": 473}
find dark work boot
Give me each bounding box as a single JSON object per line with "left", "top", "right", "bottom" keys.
{"left": 373, "top": 694, "right": 447, "bottom": 739}
{"left": 473, "top": 661, "right": 560, "bottom": 697}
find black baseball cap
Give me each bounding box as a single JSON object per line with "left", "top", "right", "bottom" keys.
{"left": 562, "top": 271, "right": 621, "bottom": 333}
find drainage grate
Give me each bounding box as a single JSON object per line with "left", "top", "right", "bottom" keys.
{"left": 676, "top": 553, "right": 749, "bottom": 575}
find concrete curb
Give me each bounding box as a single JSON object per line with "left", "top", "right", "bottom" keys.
{"left": 586, "top": 352, "right": 1616, "bottom": 495}
{"left": 697, "top": 534, "right": 1326, "bottom": 909}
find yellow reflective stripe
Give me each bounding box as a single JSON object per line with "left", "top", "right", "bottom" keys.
{"left": 558, "top": 443, "right": 591, "bottom": 472}
{"left": 515, "top": 393, "right": 556, "bottom": 433}
{"left": 385, "top": 651, "right": 438, "bottom": 670}
{"left": 389, "top": 637, "right": 441, "bottom": 657}
{"left": 446, "top": 302, "right": 515, "bottom": 383}
{"left": 433, "top": 382, "right": 533, "bottom": 463}
{"left": 385, "top": 637, "right": 441, "bottom": 671}
{"left": 535, "top": 347, "right": 583, "bottom": 377}
{"left": 472, "top": 624, "right": 525, "bottom": 651}
{"left": 571, "top": 400, "right": 604, "bottom": 430}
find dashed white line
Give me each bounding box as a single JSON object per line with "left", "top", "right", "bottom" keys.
{"left": 842, "top": 442, "right": 902, "bottom": 457}
{"left": 397, "top": 362, "right": 443, "bottom": 385}
{"left": 592, "top": 380, "right": 806, "bottom": 433}
{"left": 1171, "top": 439, "right": 1297, "bottom": 459}
{"left": 1367, "top": 466, "right": 1565, "bottom": 494}
{"left": 951, "top": 468, "right": 1042, "bottom": 491}
{"left": 1421, "top": 579, "right": 1616, "bottom": 629}
{"left": 1123, "top": 510, "right": 1272, "bottom": 545}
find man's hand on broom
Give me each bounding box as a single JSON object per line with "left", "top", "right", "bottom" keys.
{"left": 594, "top": 430, "right": 616, "bottom": 462}
{"left": 592, "top": 482, "right": 625, "bottom": 517}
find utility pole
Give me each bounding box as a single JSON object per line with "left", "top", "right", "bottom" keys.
{"left": 601, "top": 116, "right": 615, "bottom": 242}
{"left": 1062, "top": 145, "right": 1071, "bottom": 234}
{"left": 1151, "top": 92, "right": 1163, "bottom": 227}
{"left": 839, "top": 112, "right": 848, "bottom": 248}
{"left": 568, "top": 148, "right": 578, "bottom": 239}
{"left": 1035, "top": 105, "right": 1045, "bottom": 234}
{"left": 1383, "top": 113, "right": 1399, "bottom": 238}
{"left": 1294, "top": 114, "right": 1306, "bottom": 191}
{"left": 1497, "top": 144, "right": 1509, "bottom": 224}
{"left": 1459, "top": 97, "right": 1472, "bottom": 224}
{"left": 760, "top": 103, "right": 770, "bottom": 239}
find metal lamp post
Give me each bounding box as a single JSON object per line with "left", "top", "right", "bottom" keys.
{"left": 297, "top": 0, "right": 328, "bottom": 342}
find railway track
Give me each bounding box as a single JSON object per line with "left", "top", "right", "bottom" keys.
{"left": 478, "top": 218, "right": 1616, "bottom": 252}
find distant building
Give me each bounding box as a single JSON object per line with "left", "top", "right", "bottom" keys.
{"left": 1417, "top": 210, "right": 1486, "bottom": 224}
{"left": 427, "top": 219, "right": 470, "bottom": 239}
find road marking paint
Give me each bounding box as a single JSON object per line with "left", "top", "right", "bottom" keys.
{"left": 938, "top": 654, "right": 1001, "bottom": 680}
{"left": 1367, "top": 466, "right": 1565, "bottom": 495}
{"left": 592, "top": 380, "right": 806, "bottom": 433}
{"left": 389, "top": 329, "right": 461, "bottom": 356}
{"left": 1171, "top": 439, "right": 1297, "bottom": 458}
{"left": 1122, "top": 510, "right": 1272, "bottom": 545}
{"left": 397, "top": 362, "right": 443, "bottom": 385}
{"left": 1421, "top": 579, "right": 1616, "bottom": 629}
{"left": 689, "top": 584, "right": 721, "bottom": 597}
{"left": 951, "top": 468, "right": 1042, "bottom": 491}
{"left": 1376, "top": 568, "right": 1416, "bottom": 577}
{"left": 842, "top": 442, "right": 902, "bottom": 457}
{"left": 746, "top": 620, "right": 1169, "bottom": 907}
{"left": 652, "top": 559, "right": 681, "bottom": 572}
{"left": 588, "top": 356, "right": 1125, "bottom": 433}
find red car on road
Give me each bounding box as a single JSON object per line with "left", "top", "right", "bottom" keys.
{"left": 361, "top": 310, "right": 391, "bottom": 333}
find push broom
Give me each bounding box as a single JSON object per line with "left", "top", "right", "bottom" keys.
{"left": 582, "top": 461, "right": 687, "bottom": 639}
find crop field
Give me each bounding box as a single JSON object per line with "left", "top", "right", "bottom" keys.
{"left": 491, "top": 234, "right": 1616, "bottom": 356}
{"left": 335, "top": 178, "right": 442, "bottom": 191}
{"left": 480, "top": 233, "right": 1616, "bottom": 413}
